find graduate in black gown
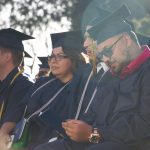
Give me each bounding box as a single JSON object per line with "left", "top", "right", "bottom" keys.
{"left": 69, "top": 8, "right": 113, "bottom": 120}
{"left": 35, "top": 57, "right": 50, "bottom": 79}
{"left": 19, "top": 30, "right": 86, "bottom": 150}
{"left": 0, "top": 28, "right": 34, "bottom": 149}
{"left": 34, "top": 5, "right": 150, "bottom": 150}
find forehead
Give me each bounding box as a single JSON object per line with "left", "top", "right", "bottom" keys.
{"left": 52, "top": 46, "right": 64, "bottom": 54}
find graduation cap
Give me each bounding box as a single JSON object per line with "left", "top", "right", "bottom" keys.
{"left": 50, "top": 31, "right": 85, "bottom": 54}
{"left": 88, "top": 4, "right": 132, "bottom": 44}
{"left": 20, "top": 51, "right": 32, "bottom": 67}
{"left": 136, "top": 33, "right": 150, "bottom": 46}
{"left": 24, "top": 51, "right": 32, "bottom": 58}
{"left": 86, "top": 8, "right": 110, "bottom": 29}
{"left": 38, "top": 57, "right": 49, "bottom": 69}
{"left": 124, "top": 20, "right": 150, "bottom": 46}
{"left": 0, "top": 28, "right": 34, "bottom": 51}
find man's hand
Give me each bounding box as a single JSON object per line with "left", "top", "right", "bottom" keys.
{"left": 0, "top": 130, "right": 12, "bottom": 150}
{"left": 0, "top": 122, "right": 16, "bottom": 149}
{"left": 62, "top": 119, "right": 92, "bottom": 142}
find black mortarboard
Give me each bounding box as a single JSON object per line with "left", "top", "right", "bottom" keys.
{"left": 50, "top": 31, "right": 85, "bottom": 53}
{"left": 124, "top": 20, "right": 150, "bottom": 46}
{"left": 81, "top": 1, "right": 112, "bottom": 30}
{"left": 87, "top": 8, "right": 110, "bottom": 28}
{"left": 88, "top": 5, "right": 132, "bottom": 44}
{"left": 136, "top": 33, "right": 150, "bottom": 46}
{"left": 0, "top": 28, "right": 34, "bottom": 51}
{"left": 38, "top": 57, "right": 49, "bottom": 69}
{"left": 24, "top": 51, "right": 32, "bottom": 58}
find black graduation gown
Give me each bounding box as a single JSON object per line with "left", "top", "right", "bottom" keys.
{"left": 22, "top": 76, "right": 76, "bottom": 148}
{"left": 0, "top": 67, "right": 33, "bottom": 125}
{"left": 82, "top": 58, "right": 150, "bottom": 150}
{"left": 68, "top": 63, "right": 114, "bottom": 119}
{"left": 67, "top": 63, "right": 92, "bottom": 119}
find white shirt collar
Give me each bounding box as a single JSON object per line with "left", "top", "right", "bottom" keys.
{"left": 97, "top": 62, "right": 109, "bottom": 73}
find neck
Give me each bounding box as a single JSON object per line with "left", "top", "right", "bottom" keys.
{"left": 57, "top": 73, "right": 73, "bottom": 83}
{"left": 0, "top": 65, "right": 15, "bottom": 81}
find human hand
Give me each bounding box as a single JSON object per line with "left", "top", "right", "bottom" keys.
{"left": 0, "top": 130, "right": 12, "bottom": 150}
{"left": 62, "top": 119, "right": 92, "bottom": 142}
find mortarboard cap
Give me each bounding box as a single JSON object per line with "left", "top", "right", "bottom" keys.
{"left": 124, "top": 20, "right": 150, "bottom": 46}
{"left": 84, "top": 8, "right": 110, "bottom": 36}
{"left": 24, "top": 51, "right": 32, "bottom": 58}
{"left": 21, "top": 51, "right": 32, "bottom": 67}
{"left": 136, "top": 33, "right": 150, "bottom": 46}
{"left": 0, "top": 28, "right": 34, "bottom": 51}
{"left": 88, "top": 4, "right": 132, "bottom": 44}
{"left": 87, "top": 8, "right": 110, "bottom": 29}
{"left": 38, "top": 57, "right": 49, "bottom": 69}
{"left": 50, "top": 31, "right": 85, "bottom": 53}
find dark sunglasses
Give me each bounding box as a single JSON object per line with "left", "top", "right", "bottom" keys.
{"left": 96, "top": 36, "right": 123, "bottom": 61}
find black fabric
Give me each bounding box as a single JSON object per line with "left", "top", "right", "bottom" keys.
{"left": 68, "top": 64, "right": 114, "bottom": 120}
{"left": 0, "top": 68, "right": 33, "bottom": 124}
{"left": 0, "top": 78, "right": 15, "bottom": 122}
{"left": 35, "top": 108, "right": 66, "bottom": 137}
{"left": 17, "top": 75, "right": 80, "bottom": 149}
{"left": 38, "top": 57, "right": 49, "bottom": 69}
{"left": 33, "top": 139, "right": 134, "bottom": 150}
{"left": 33, "top": 58, "right": 150, "bottom": 150}
{"left": 82, "top": 58, "right": 150, "bottom": 150}
{"left": 86, "top": 141, "right": 134, "bottom": 150}
{"left": 34, "top": 139, "right": 89, "bottom": 150}
{"left": 67, "top": 63, "right": 93, "bottom": 119}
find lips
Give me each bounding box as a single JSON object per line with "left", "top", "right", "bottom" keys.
{"left": 106, "top": 60, "right": 115, "bottom": 70}
{"left": 51, "top": 66, "right": 59, "bottom": 71}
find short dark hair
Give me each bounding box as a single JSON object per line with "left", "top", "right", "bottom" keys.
{"left": 0, "top": 47, "right": 23, "bottom": 66}
{"left": 11, "top": 49, "right": 23, "bottom": 66}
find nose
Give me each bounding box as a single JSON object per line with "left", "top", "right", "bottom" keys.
{"left": 49, "top": 57, "right": 56, "bottom": 63}
{"left": 83, "top": 39, "right": 90, "bottom": 48}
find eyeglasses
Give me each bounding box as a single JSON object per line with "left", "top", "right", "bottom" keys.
{"left": 48, "top": 54, "right": 68, "bottom": 61}
{"left": 96, "top": 36, "right": 123, "bottom": 61}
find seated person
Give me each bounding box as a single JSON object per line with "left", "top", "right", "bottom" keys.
{"left": 0, "top": 28, "right": 34, "bottom": 149}
{"left": 34, "top": 5, "right": 150, "bottom": 150}
{"left": 15, "top": 31, "right": 87, "bottom": 150}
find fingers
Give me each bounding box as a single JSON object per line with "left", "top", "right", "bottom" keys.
{"left": 62, "top": 122, "right": 74, "bottom": 133}
{"left": 62, "top": 120, "right": 77, "bottom": 138}
{"left": 64, "top": 127, "right": 79, "bottom": 142}
{"left": 62, "top": 119, "right": 81, "bottom": 126}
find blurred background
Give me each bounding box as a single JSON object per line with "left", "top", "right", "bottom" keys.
{"left": 0, "top": 0, "right": 150, "bottom": 78}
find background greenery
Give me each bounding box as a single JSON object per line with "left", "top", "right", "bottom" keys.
{"left": 0, "top": 0, "right": 150, "bottom": 34}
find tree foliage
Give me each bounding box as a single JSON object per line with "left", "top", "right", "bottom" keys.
{"left": 0, "top": 0, "right": 76, "bottom": 33}
{"left": 0, "top": 0, "right": 150, "bottom": 35}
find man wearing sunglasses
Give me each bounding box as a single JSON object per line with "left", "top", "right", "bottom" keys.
{"left": 34, "top": 5, "right": 150, "bottom": 150}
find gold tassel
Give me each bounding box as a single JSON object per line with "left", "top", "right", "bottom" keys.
{"left": 91, "top": 40, "right": 97, "bottom": 75}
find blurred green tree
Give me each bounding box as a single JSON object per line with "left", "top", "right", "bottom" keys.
{"left": 0, "top": 0, "right": 150, "bottom": 35}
